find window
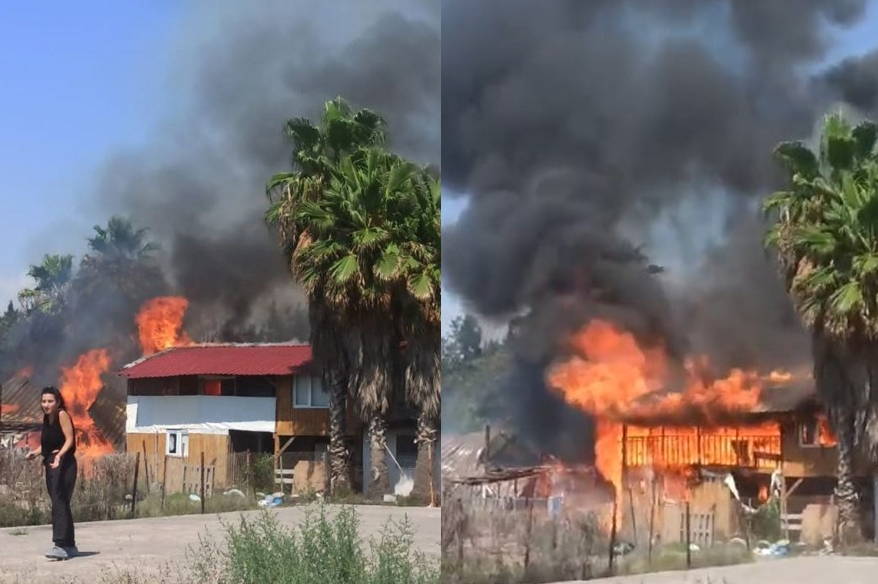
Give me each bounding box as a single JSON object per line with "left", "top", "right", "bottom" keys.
{"left": 293, "top": 376, "right": 329, "bottom": 408}
{"left": 798, "top": 420, "right": 819, "bottom": 447}
{"left": 199, "top": 376, "right": 234, "bottom": 396}
{"left": 166, "top": 430, "right": 189, "bottom": 457}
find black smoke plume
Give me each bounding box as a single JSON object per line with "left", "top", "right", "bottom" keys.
{"left": 442, "top": 0, "right": 873, "bottom": 459}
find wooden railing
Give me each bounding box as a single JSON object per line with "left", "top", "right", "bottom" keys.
{"left": 625, "top": 434, "right": 782, "bottom": 469}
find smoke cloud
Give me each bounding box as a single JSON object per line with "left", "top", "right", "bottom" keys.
{"left": 94, "top": 0, "right": 440, "bottom": 341}
{"left": 442, "top": 0, "right": 873, "bottom": 458}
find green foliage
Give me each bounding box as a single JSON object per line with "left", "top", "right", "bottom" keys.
{"left": 764, "top": 111, "right": 878, "bottom": 340}
{"left": 442, "top": 317, "right": 510, "bottom": 433}
{"left": 187, "top": 506, "right": 439, "bottom": 584}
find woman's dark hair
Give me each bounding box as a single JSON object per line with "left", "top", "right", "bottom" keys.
{"left": 41, "top": 386, "right": 67, "bottom": 411}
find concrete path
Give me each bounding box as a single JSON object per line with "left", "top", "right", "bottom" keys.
{"left": 0, "top": 504, "right": 440, "bottom": 584}
{"left": 550, "top": 555, "right": 878, "bottom": 584}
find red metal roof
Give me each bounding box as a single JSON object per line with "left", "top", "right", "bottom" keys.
{"left": 119, "top": 343, "right": 313, "bottom": 379}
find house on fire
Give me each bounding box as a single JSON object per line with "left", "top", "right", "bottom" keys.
{"left": 615, "top": 378, "right": 876, "bottom": 546}
{"left": 120, "top": 343, "right": 427, "bottom": 495}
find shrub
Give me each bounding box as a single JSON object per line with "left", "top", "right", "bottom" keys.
{"left": 188, "top": 505, "right": 440, "bottom": 584}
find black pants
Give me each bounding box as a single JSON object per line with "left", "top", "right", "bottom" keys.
{"left": 45, "top": 456, "right": 77, "bottom": 547}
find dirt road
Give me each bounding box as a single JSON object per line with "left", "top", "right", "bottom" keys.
{"left": 0, "top": 504, "right": 440, "bottom": 583}
{"left": 552, "top": 555, "right": 878, "bottom": 584}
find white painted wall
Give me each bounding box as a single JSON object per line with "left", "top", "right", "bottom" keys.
{"left": 127, "top": 396, "right": 276, "bottom": 434}
{"left": 361, "top": 430, "right": 442, "bottom": 496}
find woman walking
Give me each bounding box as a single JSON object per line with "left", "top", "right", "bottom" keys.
{"left": 26, "top": 386, "right": 78, "bottom": 560}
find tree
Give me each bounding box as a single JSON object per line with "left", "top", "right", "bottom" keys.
{"left": 394, "top": 172, "right": 441, "bottom": 503}
{"left": 68, "top": 217, "right": 167, "bottom": 356}
{"left": 266, "top": 97, "right": 389, "bottom": 494}
{"left": 291, "top": 146, "right": 436, "bottom": 498}
{"left": 19, "top": 254, "right": 74, "bottom": 315}
{"left": 763, "top": 111, "right": 878, "bottom": 542}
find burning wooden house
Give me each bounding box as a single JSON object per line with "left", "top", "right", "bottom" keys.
{"left": 546, "top": 319, "right": 874, "bottom": 546}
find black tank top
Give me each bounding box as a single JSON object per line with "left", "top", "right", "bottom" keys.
{"left": 41, "top": 411, "right": 76, "bottom": 462}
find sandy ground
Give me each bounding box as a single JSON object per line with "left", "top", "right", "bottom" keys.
{"left": 550, "top": 555, "right": 878, "bottom": 584}
{"left": 0, "top": 504, "right": 440, "bottom": 584}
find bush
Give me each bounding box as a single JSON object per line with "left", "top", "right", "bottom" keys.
{"left": 188, "top": 505, "right": 440, "bottom": 584}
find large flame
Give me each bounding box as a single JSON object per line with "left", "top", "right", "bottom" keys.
{"left": 59, "top": 349, "right": 114, "bottom": 456}
{"left": 547, "top": 319, "right": 792, "bottom": 500}
{"left": 0, "top": 404, "right": 18, "bottom": 415}
{"left": 136, "top": 296, "right": 192, "bottom": 355}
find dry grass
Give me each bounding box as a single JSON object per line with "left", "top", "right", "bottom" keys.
{"left": 441, "top": 495, "right": 753, "bottom": 583}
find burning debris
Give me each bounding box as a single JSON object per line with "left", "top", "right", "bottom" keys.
{"left": 59, "top": 349, "right": 114, "bottom": 456}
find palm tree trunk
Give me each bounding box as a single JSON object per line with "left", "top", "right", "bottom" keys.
{"left": 812, "top": 335, "right": 873, "bottom": 544}
{"left": 412, "top": 409, "right": 438, "bottom": 505}
{"left": 834, "top": 415, "right": 860, "bottom": 544}
{"left": 367, "top": 416, "right": 391, "bottom": 498}
{"left": 326, "top": 365, "right": 350, "bottom": 494}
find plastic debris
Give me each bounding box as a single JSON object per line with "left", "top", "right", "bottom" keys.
{"left": 257, "top": 493, "right": 284, "bottom": 507}
{"left": 224, "top": 488, "right": 245, "bottom": 497}
{"left": 383, "top": 494, "right": 398, "bottom": 503}
{"left": 189, "top": 493, "right": 201, "bottom": 502}
{"left": 753, "top": 539, "right": 790, "bottom": 557}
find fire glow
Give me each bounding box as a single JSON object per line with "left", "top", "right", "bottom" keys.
{"left": 546, "top": 319, "right": 830, "bottom": 499}
{"left": 136, "top": 296, "right": 192, "bottom": 355}
{"left": 59, "top": 348, "right": 114, "bottom": 456}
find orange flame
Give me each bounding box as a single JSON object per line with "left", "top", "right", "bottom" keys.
{"left": 1, "top": 403, "right": 19, "bottom": 414}
{"left": 817, "top": 414, "right": 837, "bottom": 447}
{"left": 547, "top": 319, "right": 789, "bottom": 500}
{"left": 136, "top": 296, "right": 192, "bottom": 355}
{"left": 758, "top": 485, "right": 769, "bottom": 503}
{"left": 60, "top": 349, "right": 114, "bottom": 456}
{"left": 14, "top": 366, "right": 34, "bottom": 379}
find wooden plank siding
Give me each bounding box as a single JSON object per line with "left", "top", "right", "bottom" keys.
{"left": 274, "top": 376, "right": 360, "bottom": 437}
{"left": 126, "top": 432, "right": 229, "bottom": 490}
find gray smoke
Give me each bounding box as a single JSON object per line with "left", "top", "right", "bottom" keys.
{"left": 442, "top": 0, "right": 872, "bottom": 458}
{"left": 93, "top": 0, "right": 440, "bottom": 340}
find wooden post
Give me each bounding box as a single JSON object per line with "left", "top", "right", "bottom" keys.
{"left": 621, "top": 424, "right": 628, "bottom": 537}
{"left": 781, "top": 474, "right": 789, "bottom": 540}
{"left": 608, "top": 490, "right": 618, "bottom": 575}
{"left": 685, "top": 501, "right": 692, "bottom": 569}
{"left": 873, "top": 472, "right": 878, "bottom": 543}
{"left": 246, "top": 450, "right": 252, "bottom": 493}
{"left": 161, "top": 455, "right": 168, "bottom": 510}
{"left": 648, "top": 474, "right": 657, "bottom": 564}
{"left": 200, "top": 451, "right": 206, "bottom": 514}
{"left": 141, "top": 440, "right": 150, "bottom": 495}
{"left": 523, "top": 497, "right": 535, "bottom": 572}
{"left": 484, "top": 424, "right": 491, "bottom": 464}
{"left": 428, "top": 439, "right": 436, "bottom": 507}
{"left": 628, "top": 486, "right": 637, "bottom": 545}
{"left": 131, "top": 451, "right": 141, "bottom": 514}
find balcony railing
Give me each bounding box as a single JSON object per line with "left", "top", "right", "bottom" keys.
{"left": 625, "top": 434, "right": 782, "bottom": 469}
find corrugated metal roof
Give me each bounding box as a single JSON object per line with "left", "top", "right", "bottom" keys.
{"left": 119, "top": 343, "right": 313, "bottom": 379}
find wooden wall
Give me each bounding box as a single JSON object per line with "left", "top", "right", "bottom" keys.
{"left": 275, "top": 376, "right": 360, "bottom": 437}
{"left": 127, "top": 432, "right": 230, "bottom": 492}
{"left": 780, "top": 421, "right": 839, "bottom": 478}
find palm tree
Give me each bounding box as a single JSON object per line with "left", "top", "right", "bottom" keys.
{"left": 19, "top": 254, "right": 74, "bottom": 314}
{"left": 764, "top": 111, "right": 878, "bottom": 542}
{"left": 396, "top": 173, "right": 441, "bottom": 504}
{"left": 266, "top": 98, "right": 389, "bottom": 494}
{"left": 292, "top": 147, "right": 431, "bottom": 497}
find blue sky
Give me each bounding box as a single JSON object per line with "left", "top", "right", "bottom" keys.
{"left": 0, "top": 3, "right": 179, "bottom": 305}
{"left": 440, "top": 5, "right": 878, "bottom": 336}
